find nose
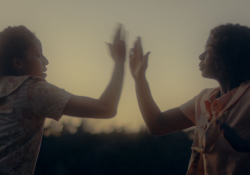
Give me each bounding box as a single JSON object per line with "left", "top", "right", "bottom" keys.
{"left": 199, "top": 52, "right": 205, "bottom": 60}
{"left": 43, "top": 56, "right": 49, "bottom": 66}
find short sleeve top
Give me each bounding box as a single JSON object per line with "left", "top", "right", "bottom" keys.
{"left": 0, "top": 76, "right": 72, "bottom": 175}
{"left": 180, "top": 81, "right": 250, "bottom": 175}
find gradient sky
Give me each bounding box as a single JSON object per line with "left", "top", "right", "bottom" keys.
{"left": 1, "top": 0, "right": 249, "bottom": 134}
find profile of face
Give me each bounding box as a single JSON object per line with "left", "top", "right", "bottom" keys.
{"left": 13, "top": 37, "right": 49, "bottom": 79}
{"left": 199, "top": 34, "right": 219, "bottom": 79}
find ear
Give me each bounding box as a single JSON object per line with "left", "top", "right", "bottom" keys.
{"left": 12, "top": 57, "right": 23, "bottom": 69}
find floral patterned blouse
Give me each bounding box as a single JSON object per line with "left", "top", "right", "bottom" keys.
{"left": 0, "top": 76, "right": 71, "bottom": 175}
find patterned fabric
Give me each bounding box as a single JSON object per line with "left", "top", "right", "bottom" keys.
{"left": 180, "top": 81, "right": 250, "bottom": 175}
{"left": 0, "top": 76, "right": 71, "bottom": 175}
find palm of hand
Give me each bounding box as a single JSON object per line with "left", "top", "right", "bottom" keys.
{"left": 129, "top": 37, "right": 150, "bottom": 80}
{"left": 108, "top": 25, "right": 126, "bottom": 63}
{"left": 130, "top": 55, "right": 146, "bottom": 80}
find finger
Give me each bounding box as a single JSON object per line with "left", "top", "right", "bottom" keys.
{"left": 107, "top": 43, "right": 113, "bottom": 52}
{"left": 132, "top": 38, "right": 136, "bottom": 48}
{"left": 138, "top": 37, "right": 143, "bottom": 57}
{"left": 129, "top": 49, "right": 136, "bottom": 64}
{"left": 114, "top": 24, "right": 122, "bottom": 44}
{"left": 120, "top": 40, "right": 126, "bottom": 58}
{"left": 142, "top": 52, "right": 150, "bottom": 67}
{"left": 107, "top": 43, "right": 114, "bottom": 58}
{"left": 134, "top": 38, "right": 143, "bottom": 61}
{"left": 121, "top": 28, "right": 126, "bottom": 42}
{"left": 144, "top": 52, "right": 150, "bottom": 61}
{"left": 134, "top": 39, "right": 138, "bottom": 56}
{"left": 129, "top": 48, "right": 135, "bottom": 57}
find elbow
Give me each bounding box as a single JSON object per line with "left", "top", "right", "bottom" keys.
{"left": 108, "top": 109, "right": 117, "bottom": 118}
{"left": 146, "top": 126, "right": 162, "bottom": 136}
{"left": 147, "top": 127, "right": 171, "bottom": 136}
{"left": 102, "top": 108, "right": 117, "bottom": 119}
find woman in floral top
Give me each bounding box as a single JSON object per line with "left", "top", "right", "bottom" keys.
{"left": 129, "top": 24, "right": 250, "bottom": 175}
{"left": 0, "top": 25, "right": 126, "bottom": 175}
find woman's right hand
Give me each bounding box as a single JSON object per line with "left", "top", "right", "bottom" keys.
{"left": 129, "top": 37, "right": 150, "bottom": 81}
{"left": 107, "top": 25, "right": 126, "bottom": 63}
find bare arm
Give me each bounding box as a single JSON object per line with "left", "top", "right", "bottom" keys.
{"left": 130, "top": 37, "right": 194, "bottom": 135}
{"left": 63, "top": 25, "right": 126, "bottom": 119}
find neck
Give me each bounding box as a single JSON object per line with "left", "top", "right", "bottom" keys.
{"left": 217, "top": 78, "right": 242, "bottom": 96}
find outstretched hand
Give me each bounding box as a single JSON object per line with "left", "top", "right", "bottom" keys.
{"left": 129, "top": 37, "right": 150, "bottom": 80}
{"left": 107, "top": 25, "right": 126, "bottom": 63}
{"left": 217, "top": 120, "right": 249, "bottom": 153}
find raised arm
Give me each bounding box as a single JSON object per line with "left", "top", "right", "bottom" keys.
{"left": 63, "top": 25, "right": 126, "bottom": 119}
{"left": 130, "top": 37, "right": 194, "bottom": 135}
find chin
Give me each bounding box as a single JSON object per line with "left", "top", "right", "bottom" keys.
{"left": 33, "top": 74, "right": 46, "bottom": 80}
{"left": 201, "top": 71, "right": 206, "bottom": 77}
{"left": 40, "top": 72, "right": 47, "bottom": 79}
{"left": 201, "top": 71, "right": 211, "bottom": 78}
{"left": 201, "top": 72, "right": 218, "bottom": 80}
{"left": 201, "top": 73, "right": 210, "bottom": 78}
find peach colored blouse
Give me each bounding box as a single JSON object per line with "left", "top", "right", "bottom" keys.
{"left": 180, "top": 81, "right": 250, "bottom": 175}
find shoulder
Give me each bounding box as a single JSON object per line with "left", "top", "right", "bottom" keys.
{"left": 195, "top": 87, "right": 218, "bottom": 101}
{"left": 180, "top": 87, "right": 218, "bottom": 111}
{"left": 0, "top": 76, "right": 45, "bottom": 98}
{"left": 198, "top": 88, "right": 216, "bottom": 96}
{"left": 25, "top": 76, "right": 71, "bottom": 101}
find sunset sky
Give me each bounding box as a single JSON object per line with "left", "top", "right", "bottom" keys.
{"left": 0, "top": 0, "right": 249, "bottom": 134}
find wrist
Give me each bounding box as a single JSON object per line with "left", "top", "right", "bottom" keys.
{"left": 115, "top": 60, "right": 125, "bottom": 65}
{"left": 135, "top": 75, "right": 147, "bottom": 84}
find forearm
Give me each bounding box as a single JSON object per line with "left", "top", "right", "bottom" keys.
{"left": 135, "top": 77, "right": 162, "bottom": 133}
{"left": 99, "top": 61, "right": 125, "bottom": 113}
{"left": 63, "top": 25, "right": 126, "bottom": 119}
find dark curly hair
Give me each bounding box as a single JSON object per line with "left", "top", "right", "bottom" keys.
{"left": 208, "top": 23, "right": 250, "bottom": 83}
{"left": 0, "top": 26, "right": 36, "bottom": 76}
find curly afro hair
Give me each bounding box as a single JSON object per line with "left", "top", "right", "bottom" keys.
{"left": 208, "top": 23, "right": 250, "bottom": 83}
{"left": 0, "top": 25, "right": 36, "bottom": 76}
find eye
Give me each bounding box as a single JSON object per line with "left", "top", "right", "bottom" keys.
{"left": 204, "top": 47, "right": 211, "bottom": 54}
{"left": 36, "top": 53, "right": 41, "bottom": 58}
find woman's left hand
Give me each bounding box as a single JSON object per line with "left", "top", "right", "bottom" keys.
{"left": 217, "top": 120, "right": 249, "bottom": 152}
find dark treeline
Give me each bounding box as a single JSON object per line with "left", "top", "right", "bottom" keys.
{"left": 35, "top": 125, "right": 193, "bottom": 175}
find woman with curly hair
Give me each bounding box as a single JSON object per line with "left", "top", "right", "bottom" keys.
{"left": 130, "top": 23, "right": 250, "bottom": 175}
{"left": 0, "top": 25, "right": 126, "bottom": 175}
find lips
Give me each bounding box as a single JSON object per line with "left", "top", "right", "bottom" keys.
{"left": 199, "top": 65, "right": 205, "bottom": 71}
{"left": 42, "top": 67, "right": 47, "bottom": 77}
{"left": 42, "top": 72, "right": 47, "bottom": 78}
{"left": 199, "top": 63, "right": 204, "bottom": 71}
